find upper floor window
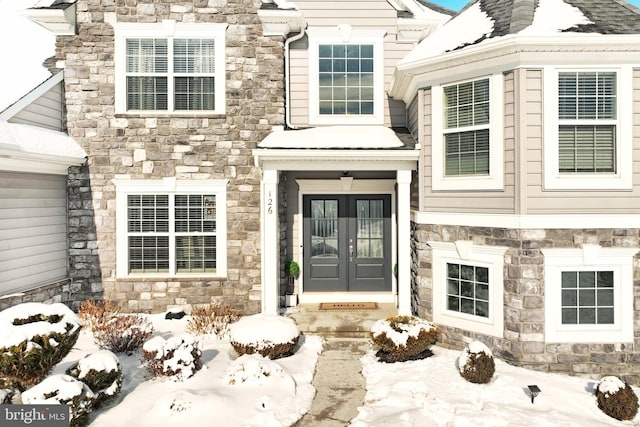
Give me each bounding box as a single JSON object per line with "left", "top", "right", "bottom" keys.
{"left": 114, "top": 179, "right": 228, "bottom": 278}
{"left": 558, "top": 72, "right": 616, "bottom": 174}
{"left": 443, "top": 78, "right": 490, "bottom": 176}
{"left": 431, "top": 74, "right": 504, "bottom": 191}
{"left": 543, "top": 67, "right": 632, "bottom": 190}
{"left": 115, "top": 21, "right": 227, "bottom": 114}
{"left": 308, "top": 27, "right": 385, "bottom": 125}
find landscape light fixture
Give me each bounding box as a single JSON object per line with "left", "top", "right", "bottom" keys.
{"left": 528, "top": 385, "right": 541, "bottom": 403}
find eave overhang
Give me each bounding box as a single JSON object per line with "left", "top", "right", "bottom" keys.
{"left": 389, "top": 34, "right": 640, "bottom": 104}
{"left": 23, "top": 2, "right": 77, "bottom": 36}
{"left": 253, "top": 148, "right": 419, "bottom": 171}
{"left": 258, "top": 8, "right": 306, "bottom": 37}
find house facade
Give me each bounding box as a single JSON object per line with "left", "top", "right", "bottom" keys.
{"left": 23, "top": 0, "right": 640, "bottom": 382}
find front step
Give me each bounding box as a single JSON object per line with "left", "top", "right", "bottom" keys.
{"left": 285, "top": 303, "right": 398, "bottom": 338}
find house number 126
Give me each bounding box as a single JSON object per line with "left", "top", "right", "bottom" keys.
{"left": 267, "top": 191, "right": 273, "bottom": 215}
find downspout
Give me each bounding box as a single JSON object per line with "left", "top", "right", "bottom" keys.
{"left": 285, "top": 25, "right": 306, "bottom": 130}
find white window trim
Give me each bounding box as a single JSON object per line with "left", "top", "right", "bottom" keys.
{"left": 542, "top": 245, "right": 637, "bottom": 343}
{"left": 114, "top": 20, "right": 227, "bottom": 115}
{"left": 307, "top": 26, "right": 386, "bottom": 126}
{"left": 113, "top": 178, "right": 228, "bottom": 278}
{"left": 429, "top": 240, "right": 507, "bottom": 338}
{"left": 543, "top": 66, "right": 632, "bottom": 190}
{"left": 431, "top": 74, "right": 504, "bottom": 191}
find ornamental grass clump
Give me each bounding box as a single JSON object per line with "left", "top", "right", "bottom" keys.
{"left": 229, "top": 314, "right": 300, "bottom": 360}
{"left": 596, "top": 376, "right": 639, "bottom": 421}
{"left": 141, "top": 334, "right": 202, "bottom": 381}
{"left": 22, "top": 374, "right": 95, "bottom": 427}
{"left": 66, "top": 350, "right": 123, "bottom": 408}
{"left": 185, "top": 303, "right": 241, "bottom": 338}
{"left": 458, "top": 341, "right": 495, "bottom": 384}
{"left": 370, "top": 315, "right": 438, "bottom": 363}
{"left": 0, "top": 302, "right": 81, "bottom": 390}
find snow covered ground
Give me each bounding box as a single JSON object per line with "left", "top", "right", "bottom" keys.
{"left": 36, "top": 312, "right": 640, "bottom": 426}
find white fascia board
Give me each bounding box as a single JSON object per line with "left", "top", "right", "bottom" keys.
{"left": 390, "top": 34, "right": 640, "bottom": 103}
{"left": 412, "top": 211, "right": 640, "bottom": 230}
{"left": 0, "top": 151, "right": 84, "bottom": 175}
{"left": 253, "top": 148, "right": 419, "bottom": 171}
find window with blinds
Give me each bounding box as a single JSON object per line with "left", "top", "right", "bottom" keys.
{"left": 558, "top": 72, "right": 616, "bottom": 173}
{"left": 443, "top": 78, "right": 490, "bottom": 176}
{"left": 126, "top": 194, "right": 217, "bottom": 274}
{"left": 126, "top": 38, "right": 216, "bottom": 112}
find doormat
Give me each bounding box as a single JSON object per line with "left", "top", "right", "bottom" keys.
{"left": 319, "top": 302, "right": 378, "bottom": 310}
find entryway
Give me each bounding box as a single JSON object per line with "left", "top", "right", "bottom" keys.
{"left": 303, "top": 194, "right": 392, "bottom": 293}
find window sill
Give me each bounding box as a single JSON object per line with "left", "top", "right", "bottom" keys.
{"left": 114, "top": 113, "right": 227, "bottom": 119}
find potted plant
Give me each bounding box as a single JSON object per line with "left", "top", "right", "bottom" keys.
{"left": 284, "top": 260, "right": 300, "bottom": 307}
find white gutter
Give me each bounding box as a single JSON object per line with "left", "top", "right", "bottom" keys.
{"left": 285, "top": 25, "right": 307, "bottom": 130}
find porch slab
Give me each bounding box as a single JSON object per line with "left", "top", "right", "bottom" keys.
{"left": 285, "top": 303, "right": 398, "bottom": 338}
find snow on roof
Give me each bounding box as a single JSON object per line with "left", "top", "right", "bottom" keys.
{"left": 259, "top": 126, "right": 404, "bottom": 149}
{"left": 0, "top": 0, "right": 55, "bottom": 111}
{"left": 520, "top": 0, "right": 593, "bottom": 35}
{"left": 0, "top": 119, "right": 86, "bottom": 160}
{"left": 400, "top": 2, "right": 494, "bottom": 64}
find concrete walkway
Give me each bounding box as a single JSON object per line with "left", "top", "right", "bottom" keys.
{"left": 293, "top": 337, "right": 369, "bottom": 426}
{"left": 287, "top": 304, "right": 397, "bottom": 426}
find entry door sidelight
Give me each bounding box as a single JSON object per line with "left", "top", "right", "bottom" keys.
{"left": 303, "top": 195, "right": 391, "bottom": 292}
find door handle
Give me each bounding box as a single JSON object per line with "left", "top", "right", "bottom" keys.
{"left": 349, "top": 244, "right": 354, "bottom": 261}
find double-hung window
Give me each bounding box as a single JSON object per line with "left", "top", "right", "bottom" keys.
{"left": 308, "top": 27, "right": 385, "bottom": 125}
{"left": 543, "top": 67, "right": 631, "bottom": 190}
{"left": 115, "top": 21, "right": 227, "bottom": 114}
{"left": 542, "top": 245, "right": 637, "bottom": 343}
{"left": 429, "top": 241, "right": 507, "bottom": 337}
{"left": 114, "top": 179, "right": 227, "bottom": 278}
{"left": 431, "top": 74, "right": 503, "bottom": 191}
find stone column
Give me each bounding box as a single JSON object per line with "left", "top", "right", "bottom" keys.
{"left": 397, "top": 169, "right": 412, "bottom": 315}
{"left": 261, "top": 169, "right": 280, "bottom": 315}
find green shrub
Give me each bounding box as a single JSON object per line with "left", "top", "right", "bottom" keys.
{"left": 22, "top": 374, "right": 94, "bottom": 427}
{"left": 228, "top": 314, "right": 300, "bottom": 360}
{"left": 0, "top": 303, "right": 81, "bottom": 391}
{"left": 596, "top": 376, "right": 639, "bottom": 421}
{"left": 459, "top": 341, "right": 495, "bottom": 384}
{"left": 66, "top": 350, "right": 123, "bottom": 409}
{"left": 370, "top": 315, "right": 438, "bottom": 363}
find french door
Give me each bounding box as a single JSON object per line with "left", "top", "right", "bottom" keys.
{"left": 303, "top": 194, "right": 391, "bottom": 292}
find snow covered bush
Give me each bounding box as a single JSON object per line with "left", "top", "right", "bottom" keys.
{"left": 141, "top": 334, "right": 202, "bottom": 381}
{"left": 66, "top": 350, "right": 123, "bottom": 408}
{"left": 596, "top": 376, "right": 639, "bottom": 421}
{"left": 0, "top": 302, "right": 81, "bottom": 390}
{"left": 229, "top": 314, "right": 300, "bottom": 360}
{"left": 370, "top": 315, "right": 438, "bottom": 363}
{"left": 93, "top": 313, "right": 153, "bottom": 353}
{"left": 0, "top": 387, "right": 19, "bottom": 404}
{"left": 458, "top": 341, "right": 495, "bottom": 384}
{"left": 22, "top": 374, "right": 94, "bottom": 427}
{"left": 186, "top": 303, "right": 240, "bottom": 338}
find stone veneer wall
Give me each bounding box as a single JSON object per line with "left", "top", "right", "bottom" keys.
{"left": 0, "top": 280, "right": 72, "bottom": 312}
{"left": 411, "top": 222, "right": 640, "bottom": 384}
{"left": 58, "top": 0, "right": 285, "bottom": 314}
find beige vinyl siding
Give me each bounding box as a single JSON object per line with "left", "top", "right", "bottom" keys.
{"left": 288, "top": 0, "right": 413, "bottom": 128}
{"left": 525, "top": 68, "right": 640, "bottom": 213}
{"left": 7, "top": 82, "right": 64, "bottom": 131}
{"left": 0, "top": 172, "right": 68, "bottom": 295}
{"left": 420, "top": 74, "right": 516, "bottom": 213}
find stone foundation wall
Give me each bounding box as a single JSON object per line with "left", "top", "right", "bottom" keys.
{"left": 412, "top": 222, "right": 640, "bottom": 384}
{"left": 0, "top": 280, "right": 72, "bottom": 312}
{"left": 59, "top": 0, "right": 284, "bottom": 314}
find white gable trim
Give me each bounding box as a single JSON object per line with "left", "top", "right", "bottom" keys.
{"left": 0, "top": 71, "right": 63, "bottom": 121}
